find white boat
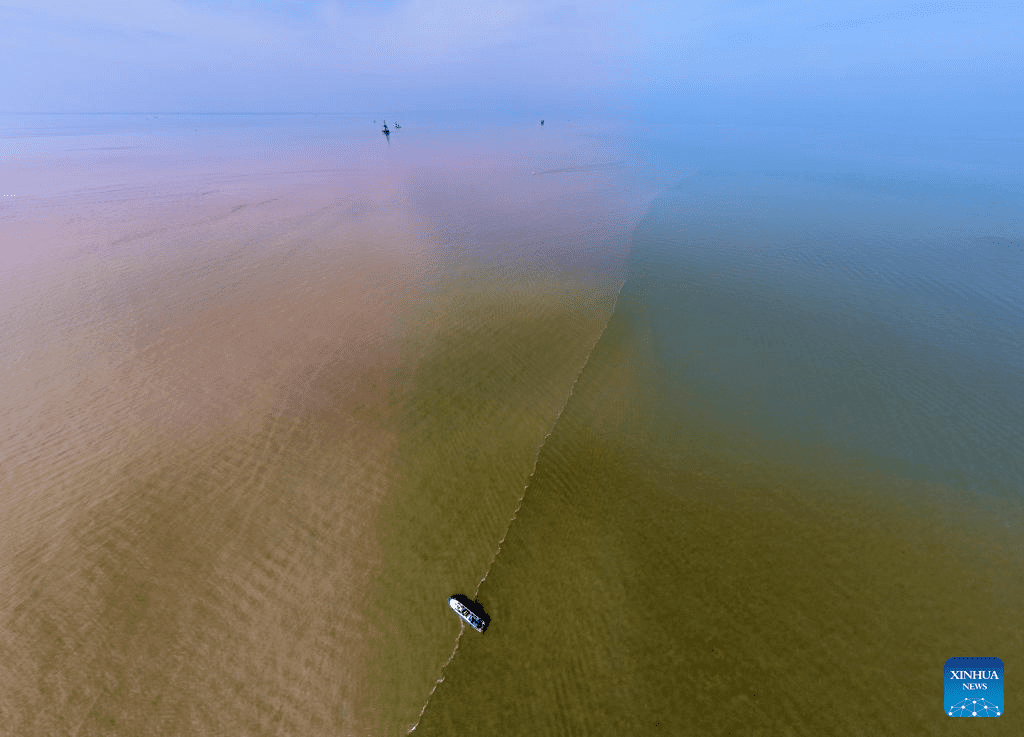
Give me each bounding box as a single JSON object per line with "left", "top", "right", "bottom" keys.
{"left": 448, "top": 596, "right": 487, "bottom": 632}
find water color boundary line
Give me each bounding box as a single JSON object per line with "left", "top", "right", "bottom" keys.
{"left": 471, "top": 283, "right": 625, "bottom": 600}
{"left": 407, "top": 279, "right": 626, "bottom": 734}
{"left": 407, "top": 625, "right": 465, "bottom": 733}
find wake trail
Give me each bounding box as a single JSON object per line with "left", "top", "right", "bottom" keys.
{"left": 408, "top": 279, "right": 626, "bottom": 733}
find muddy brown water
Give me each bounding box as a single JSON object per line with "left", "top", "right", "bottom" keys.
{"left": 0, "top": 115, "right": 640, "bottom": 736}
{"left": 2, "top": 115, "right": 1021, "bottom": 736}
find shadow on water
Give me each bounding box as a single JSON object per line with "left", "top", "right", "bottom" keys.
{"left": 450, "top": 594, "right": 491, "bottom": 632}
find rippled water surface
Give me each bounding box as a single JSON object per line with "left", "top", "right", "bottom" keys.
{"left": 413, "top": 123, "right": 1024, "bottom": 735}
{"left": 1, "top": 114, "right": 1022, "bottom": 736}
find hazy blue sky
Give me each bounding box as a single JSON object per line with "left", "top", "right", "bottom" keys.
{"left": 1, "top": 1, "right": 1020, "bottom": 116}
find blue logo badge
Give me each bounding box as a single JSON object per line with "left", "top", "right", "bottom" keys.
{"left": 946, "top": 657, "right": 1003, "bottom": 717}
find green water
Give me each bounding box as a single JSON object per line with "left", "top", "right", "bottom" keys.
{"left": 415, "top": 280, "right": 1023, "bottom": 735}
{"left": 2, "top": 114, "right": 1020, "bottom": 735}
{"left": 413, "top": 144, "right": 1024, "bottom": 734}
{"left": 362, "top": 276, "right": 624, "bottom": 735}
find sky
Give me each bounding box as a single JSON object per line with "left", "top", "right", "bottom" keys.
{"left": 1, "top": 1, "right": 1021, "bottom": 118}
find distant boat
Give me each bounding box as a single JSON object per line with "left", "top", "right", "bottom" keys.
{"left": 540, "top": 119, "right": 544, "bottom": 125}
{"left": 449, "top": 596, "right": 487, "bottom": 632}
{"left": 381, "top": 120, "right": 390, "bottom": 135}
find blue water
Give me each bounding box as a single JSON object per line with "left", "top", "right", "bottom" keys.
{"left": 615, "top": 123, "right": 1024, "bottom": 498}
{"left": 3, "top": 112, "right": 1021, "bottom": 737}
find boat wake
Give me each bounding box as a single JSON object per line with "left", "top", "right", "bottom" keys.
{"left": 407, "top": 279, "right": 626, "bottom": 733}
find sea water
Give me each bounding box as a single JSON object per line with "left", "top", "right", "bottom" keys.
{"left": 2, "top": 112, "right": 1021, "bottom": 736}
{"left": 412, "top": 118, "right": 1024, "bottom": 735}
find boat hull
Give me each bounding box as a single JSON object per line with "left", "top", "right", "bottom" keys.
{"left": 448, "top": 596, "right": 487, "bottom": 632}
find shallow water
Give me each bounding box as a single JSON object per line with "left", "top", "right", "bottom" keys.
{"left": 1, "top": 113, "right": 1021, "bottom": 735}
{"left": 414, "top": 123, "right": 1024, "bottom": 734}
{"left": 0, "top": 113, "right": 643, "bottom": 736}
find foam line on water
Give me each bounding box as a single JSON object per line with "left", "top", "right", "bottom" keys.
{"left": 407, "top": 626, "right": 465, "bottom": 733}
{"left": 471, "top": 281, "right": 624, "bottom": 599}
{"left": 407, "top": 279, "right": 626, "bottom": 733}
